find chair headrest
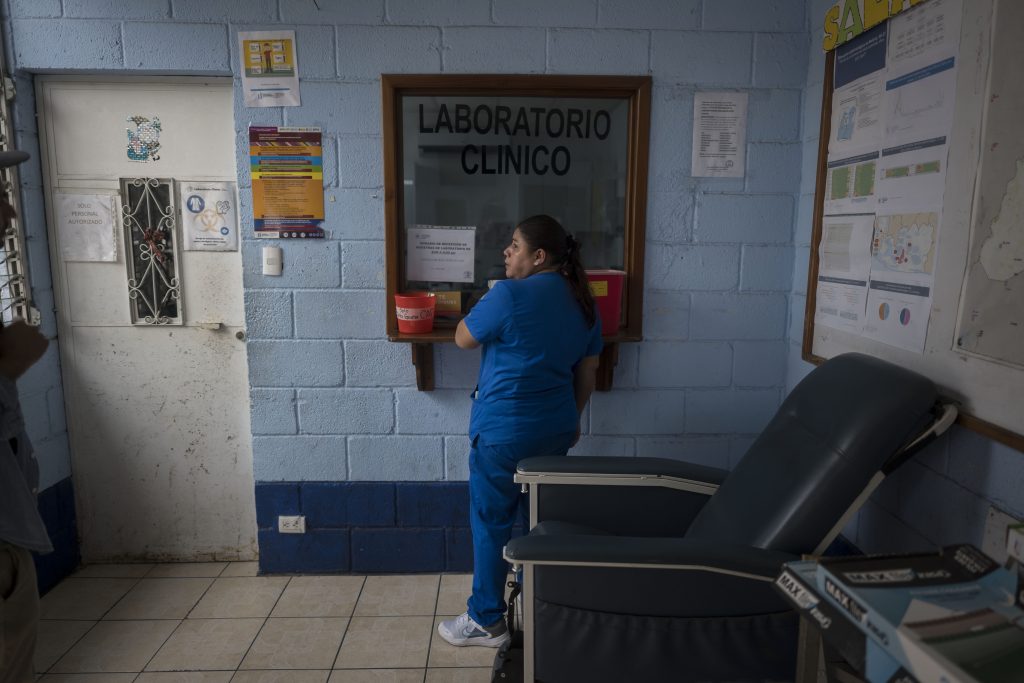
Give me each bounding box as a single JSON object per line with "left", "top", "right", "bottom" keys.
{"left": 685, "top": 353, "right": 938, "bottom": 554}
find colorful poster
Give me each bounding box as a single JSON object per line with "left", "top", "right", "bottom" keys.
{"left": 249, "top": 126, "right": 325, "bottom": 239}
{"left": 178, "top": 181, "right": 238, "bottom": 251}
{"left": 239, "top": 30, "right": 301, "bottom": 107}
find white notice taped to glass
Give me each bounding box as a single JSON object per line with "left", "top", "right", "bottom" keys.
{"left": 691, "top": 92, "right": 748, "bottom": 178}
{"left": 406, "top": 225, "right": 476, "bottom": 283}
{"left": 56, "top": 193, "right": 117, "bottom": 262}
{"left": 179, "top": 181, "right": 239, "bottom": 251}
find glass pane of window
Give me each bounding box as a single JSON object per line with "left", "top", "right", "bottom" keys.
{"left": 120, "top": 177, "right": 183, "bottom": 325}
{"left": 401, "top": 96, "right": 630, "bottom": 319}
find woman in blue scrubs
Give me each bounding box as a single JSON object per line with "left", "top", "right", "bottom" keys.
{"left": 438, "top": 214, "right": 603, "bottom": 648}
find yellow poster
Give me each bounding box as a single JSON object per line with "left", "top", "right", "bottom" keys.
{"left": 238, "top": 30, "right": 301, "bottom": 106}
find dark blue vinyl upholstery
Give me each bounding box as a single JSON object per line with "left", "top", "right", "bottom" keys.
{"left": 510, "top": 353, "right": 942, "bottom": 683}
{"left": 685, "top": 352, "right": 937, "bottom": 554}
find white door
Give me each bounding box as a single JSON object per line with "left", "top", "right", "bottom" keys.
{"left": 37, "top": 77, "right": 256, "bottom": 562}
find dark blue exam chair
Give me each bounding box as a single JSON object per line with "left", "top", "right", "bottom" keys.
{"left": 504, "top": 353, "right": 957, "bottom": 683}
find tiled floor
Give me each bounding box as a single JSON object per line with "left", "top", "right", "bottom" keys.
{"left": 35, "top": 563, "right": 497, "bottom": 682}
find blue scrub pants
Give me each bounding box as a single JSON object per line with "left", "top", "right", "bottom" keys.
{"left": 467, "top": 431, "right": 576, "bottom": 628}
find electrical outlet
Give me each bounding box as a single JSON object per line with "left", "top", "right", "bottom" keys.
{"left": 981, "top": 506, "right": 1021, "bottom": 563}
{"left": 278, "top": 515, "right": 305, "bottom": 534}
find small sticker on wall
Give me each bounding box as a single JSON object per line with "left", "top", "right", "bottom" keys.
{"left": 126, "top": 115, "right": 162, "bottom": 162}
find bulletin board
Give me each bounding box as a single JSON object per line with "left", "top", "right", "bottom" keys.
{"left": 803, "top": 0, "right": 1024, "bottom": 450}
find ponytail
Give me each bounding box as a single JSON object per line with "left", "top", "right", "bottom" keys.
{"left": 515, "top": 215, "right": 597, "bottom": 328}
{"left": 559, "top": 234, "right": 597, "bottom": 328}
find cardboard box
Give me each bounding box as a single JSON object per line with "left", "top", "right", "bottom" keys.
{"left": 433, "top": 290, "right": 463, "bottom": 319}
{"left": 815, "top": 545, "right": 1024, "bottom": 683}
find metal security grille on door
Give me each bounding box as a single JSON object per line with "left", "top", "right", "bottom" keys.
{"left": 0, "top": 168, "right": 30, "bottom": 323}
{"left": 120, "top": 177, "right": 183, "bottom": 324}
{"left": 0, "top": 60, "right": 33, "bottom": 323}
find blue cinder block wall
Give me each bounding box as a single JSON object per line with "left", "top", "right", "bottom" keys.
{"left": 2, "top": 0, "right": 1021, "bottom": 578}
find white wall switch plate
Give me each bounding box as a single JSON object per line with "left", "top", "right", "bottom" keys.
{"left": 262, "top": 246, "right": 283, "bottom": 276}
{"left": 278, "top": 515, "right": 305, "bottom": 534}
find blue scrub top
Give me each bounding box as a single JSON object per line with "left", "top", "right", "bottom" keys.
{"left": 465, "top": 272, "right": 603, "bottom": 444}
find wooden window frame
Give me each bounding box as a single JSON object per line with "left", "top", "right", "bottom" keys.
{"left": 381, "top": 74, "right": 652, "bottom": 390}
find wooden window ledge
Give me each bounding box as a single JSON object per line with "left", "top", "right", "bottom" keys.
{"left": 391, "top": 332, "right": 637, "bottom": 391}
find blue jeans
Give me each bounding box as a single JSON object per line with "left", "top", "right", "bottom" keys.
{"left": 466, "top": 431, "right": 576, "bottom": 627}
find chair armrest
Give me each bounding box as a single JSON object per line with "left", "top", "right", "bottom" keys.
{"left": 517, "top": 457, "right": 726, "bottom": 536}
{"left": 505, "top": 534, "right": 796, "bottom": 581}
{"left": 516, "top": 456, "right": 727, "bottom": 495}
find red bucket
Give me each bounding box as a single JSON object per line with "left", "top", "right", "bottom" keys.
{"left": 586, "top": 270, "right": 625, "bottom": 335}
{"left": 395, "top": 292, "right": 436, "bottom": 333}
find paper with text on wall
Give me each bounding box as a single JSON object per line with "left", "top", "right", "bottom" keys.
{"left": 691, "top": 92, "right": 747, "bottom": 178}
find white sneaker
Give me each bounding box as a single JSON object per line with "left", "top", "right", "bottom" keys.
{"left": 437, "top": 612, "right": 510, "bottom": 648}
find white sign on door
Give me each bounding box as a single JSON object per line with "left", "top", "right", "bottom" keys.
{"left": 179, "top": 181, "right": 239, "bottom": 251}
{"left": 56, "top": 193, "right": 117, "bottom": 262}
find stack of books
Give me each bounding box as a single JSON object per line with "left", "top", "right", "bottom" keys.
{"left": 776, "top": 544, "right": 1024, "bottom": 683}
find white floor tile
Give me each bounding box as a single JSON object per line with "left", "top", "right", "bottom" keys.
{"left": 147, "top": 562, "right": 230, "bottom": 578}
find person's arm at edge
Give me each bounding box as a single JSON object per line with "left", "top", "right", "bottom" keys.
{"left": 455, "top": 319, "right": 480, "bottom": 349}
{"left": 0, "top": 320, "right": 49, "bottom": 381}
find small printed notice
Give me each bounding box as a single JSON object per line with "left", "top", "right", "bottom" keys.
{"left": 876, "top": 136, "right": 949, "bottom": 212}
{"left": 406, "top": 225, "right": 476, "bottom": 284}
{"left": 814, "top": 214, "right": 875, "bottom": 334}
{"left": 239, "top": 30, "right": 301, "bottom": 107}
{"left": 824, "top": 151, "right": 879, "bottom": 215}
{"left": 56, "top": 193, "right": 117, "bottom": 262}
{"left": 179, "top": 181, "right": 238, "bottom": 251}
{"left": 691, "top": 92, "right": 748, "bottom": 178}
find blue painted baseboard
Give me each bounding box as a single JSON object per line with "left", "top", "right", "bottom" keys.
{"left": 33, "top": 477, "right": 80, "bottom": 594}
{"left": 255, "top": 481, "right": 475, "bottom": 574}
{"left": 254, "top": 481, "right": 862, "bottom": 575}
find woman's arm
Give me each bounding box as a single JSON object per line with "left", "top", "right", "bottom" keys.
{"left": 455, "top": 319, "right": 480, "bottom": 349}
{"left": 574, "top": 354, "right": 599, "bottom": 408}
{"left": 572, "top": 355, "right": 600, "bottom": 445}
